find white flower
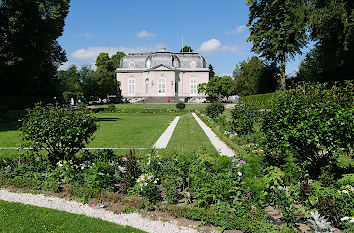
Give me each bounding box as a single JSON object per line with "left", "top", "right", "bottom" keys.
{"left": 237, "top": 172, "right": 242, "bottom": 177}
{"left": 341, "top": 217, "right": 350, "bottom": 221}
{"left": 350, "top": 218, "right": 354, "bottom": 223}
{"left": 342, "top": 190, "right": 349, "bottom": 194}
{"left": 118, "top": 165, "right": 126, "bottom": 173}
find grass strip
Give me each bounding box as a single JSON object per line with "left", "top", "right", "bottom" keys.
{"left": 164, "top": 113, "right": 218, "bottom": 155}
{"left": 0, "top": 200, "right": 146, "bottom": 233}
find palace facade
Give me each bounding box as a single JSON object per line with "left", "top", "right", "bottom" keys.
{"left": 116, "top": 48, "right": 209, "bottom": 102}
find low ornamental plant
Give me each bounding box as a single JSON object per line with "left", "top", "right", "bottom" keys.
{"left": 176, "top": 102, "right": 186, "bottom": 110}
{"left": 21, "top": 104, "right": 97, "bottom": 165}
{"left": 205, "top": 102, "right": 225, "bottom": 119}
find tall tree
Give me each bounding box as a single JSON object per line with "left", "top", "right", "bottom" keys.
{"left": 233, "top": 56, "right": 278, "bottom": 96}
{"left": 198, "top": 76, "right": 236, "bottom": 100}
{"left": 247, "top": 0, "right": 308, "bottom": 89}
{"left": 0, "top": 0, "right": 70, "bottom": 97}
{"left": 180, "top": 46, "right": 193, "bottom": 52}
{"left": 309, "top": 0, "right": 353, "bottom": 80}
{"left": 208, "top": 64, "right": 215, "bottom": 79}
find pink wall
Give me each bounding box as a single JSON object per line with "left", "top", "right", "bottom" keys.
{"left": 182, "top": 72, "right": 209, "bottom": 95}
{"left": 118, "top": 70, "right": 208, "bottom": 97}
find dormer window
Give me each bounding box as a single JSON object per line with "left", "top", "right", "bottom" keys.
{"left": 128, "top": 60, "right": 136, "bottom": 69}
{"left": 173, "top": 60, "right": 179, "bottom": 67}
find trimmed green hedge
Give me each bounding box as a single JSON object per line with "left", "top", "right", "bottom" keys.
{"left": 239, "top": 92, "right": 277, "bottom": 109}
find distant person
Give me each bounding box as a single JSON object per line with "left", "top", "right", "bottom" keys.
{"left": 167, "top": 97, "right": 170, "bottom": 103}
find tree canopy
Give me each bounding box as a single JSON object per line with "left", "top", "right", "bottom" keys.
{"left": 58, "top": 52, "right": 126, "bottom": 102}
{"left": 247, "top": 0, "right": 308, "bottom": 89}
{"left": 180, "top": 46, "right": 193, "bottom": 52}
{"left": 306, "top": 0, "right": 353, "bottom": 81}
{"left": 0, "top": 0, "right": 70, "bottom": 97}
{"left": 198, "top": 76, "right": 236, "bottom": 100}
{"left": 208, "top": 64, "right": 215, "bottom": 79}
{"left": 233, "top": 56, "right": 278, "bottom": 96}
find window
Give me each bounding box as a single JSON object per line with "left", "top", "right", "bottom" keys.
{"left": 190, "top": 78, "right": 197, "bottom": 94}
{"left": 128, "top": 78, "right": 135, "bottom": 94}
{"left": 158, "top": 77, "right": 166, "bottom": 94}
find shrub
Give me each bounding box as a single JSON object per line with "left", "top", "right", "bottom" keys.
{"left": 205, "top": 102, "right": 225, "bottom": 119}
{"left": 176, "top": 102, "right": 186, "bottom": 110}
{"left": 21, "top": 104, "right": 97, "bottom": 165}
{"left": 262, "top": 82, "right": 353, "bottom": 177}
{"left": 107, "top": 105, "right": 116, "bottom": 112}
{"left": 231, "top": 104, "right": 263, "bottom": 134}
{"left": 239, "top": 92, "right": 277, "bottom": 109}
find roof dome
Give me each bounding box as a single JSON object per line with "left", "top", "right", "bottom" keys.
{"left": 119, "top": 50, "right": 207, "bottom": 69}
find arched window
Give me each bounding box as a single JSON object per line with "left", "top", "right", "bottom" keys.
{"left": 128, "top": 78, "right": 135, "bottom": 95}
{"left": 190, "top": 77, "right": 197, "bottom": 94}
{"left": 158, "top": 77, "right": 166, "bottom": 94}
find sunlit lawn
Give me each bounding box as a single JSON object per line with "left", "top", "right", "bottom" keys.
{"left": 0, "top": 200, "right": 145, "bottom": 233}
{"left": 98, "top": 103, "right": 208, "bottom": 112}
{"left": 89, "top": 112, "right": 180, "bottom": 148}
{"left": 164, "top": 113, "right": 218, "bottom": 156}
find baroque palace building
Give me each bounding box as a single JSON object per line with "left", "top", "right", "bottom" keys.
{"left": 116, "top": 48, "right": 209, "bottom": 102}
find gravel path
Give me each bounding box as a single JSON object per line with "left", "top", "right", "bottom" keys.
{"left": 0, "top": 189, "right": 199, "bottom": 233}
{"left": 153, "top": 116, "right": 180, "bottom": 149}
{"left": 192, "top": 113, "right": 235, "bottom": 157}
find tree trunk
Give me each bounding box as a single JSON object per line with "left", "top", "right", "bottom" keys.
{"left": 280, "top": 55, "right": 286, "bottom": 90}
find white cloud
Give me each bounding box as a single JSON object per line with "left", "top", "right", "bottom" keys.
{"left": 71, "top": 44, "right": 168, "bottom": 61}
{"left": 199, "top": 39, "right": 221, "bottom": 53}
{"left": 198, "top": 39, "right": 240, "bottom": 54}
{"left": 136, "top": 30, "right": 155, "bottom": 38}
{"left": 226, "top": 25, "right": 247, "bottom": 35}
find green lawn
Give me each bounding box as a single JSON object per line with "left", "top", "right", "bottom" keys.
{"left": 164, "top": 113, "right": 218, "bottom": 155}
{"left": 89, "top": 112, "right": 180, "bottom": 148}
{"left": 98, "top": 103, "right": 208, "bottom": 112}
{"left": 0, "top": 200, "right": 145, "bottom": 233}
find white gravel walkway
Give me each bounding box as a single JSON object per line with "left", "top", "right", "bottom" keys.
{"left": 0, "top": 189, "right": 199, "bottom": 233}
{"left": 153, "top": 116, "right": 180, "bottom": 149}
{"left": 192, "top": 113, "right": 235, "bottom": 157}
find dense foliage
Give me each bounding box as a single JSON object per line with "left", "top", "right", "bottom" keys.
{"left": 176, "top": 102, "right": 186, "bottom": 110}
{"left": 0, "top": 0, "right": 70, "bottom": 97}
{"left": 198, "top": 76, "right": 236, "bottom": 100}
{"left": 262, "top": 82, "right": 353, "bottom": 177}
{"left": 233, "top": 56, "right": 278, "bottom": 96}
{"left": 57, "top": 51, "right": 126, "bottom": 103}
{"left": 21, "top": 104, "right": 97, "bottom": 165}
{"left": 205, "top": 103, "right": 225, "bottom": 119}
{"left": 247, "top": 0, "right": 308, "bottom": 89}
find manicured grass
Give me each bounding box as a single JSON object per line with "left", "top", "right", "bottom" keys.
{"left": 0, "top": 200, "right": 145, "bottom": 233}
{"left": 98, "top": 103, "right": 208, "bottom": 112}
{"left": 0, "top": 122, "right": 22, "bottom": 147}
{"left": 89, "top": 112, "right": 180, "bottom": 148}
{"left": 164, "top": 113, "right": 218, "bottom": 155}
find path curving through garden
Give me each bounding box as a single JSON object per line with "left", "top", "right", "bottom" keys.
{"left": 0, "top": 189, "right": 200, "bottom": 233}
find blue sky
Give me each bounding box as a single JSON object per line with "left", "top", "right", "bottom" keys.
{"left": 58, "top": 0, "right": 312, "bottom": 76}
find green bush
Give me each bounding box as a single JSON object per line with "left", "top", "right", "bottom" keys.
{"left": 176, "top": 102, "right": 186, "bottom": 110}
{"left": 231, "top": 104, "right": 263, "bottom": 134}
{"left": 205, "top": 102, "right": 224, "bottom": 119}
{"left": 107, "top": 105, "right": 116, "bottom": 112}
{"left": 239, "top": 92, "right": 277, "bottom": 109}
{"left": 21, "top": 104, "right": 97, "bottom": 165}
{"left": 262, "top": 82, "right": 353, "bottom": 177}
